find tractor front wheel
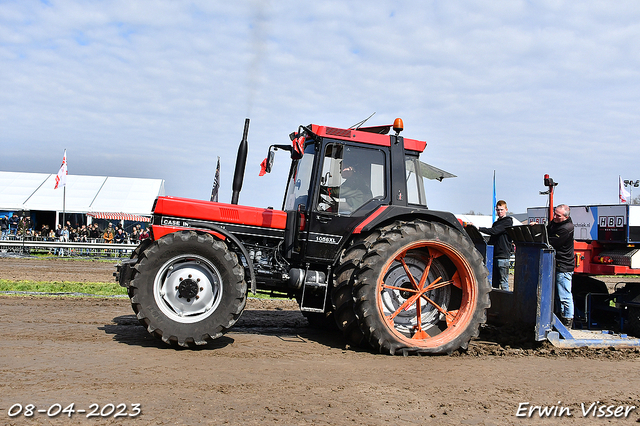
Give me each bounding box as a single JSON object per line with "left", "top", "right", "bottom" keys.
{"left": 129, "top": 231, "right": 247, "bottom": 347}
{"left": 352, "top": 221, "right": 490, "bottom": 355}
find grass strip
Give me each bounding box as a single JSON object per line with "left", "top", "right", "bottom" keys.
{"left": 0, "top": 279, "right": 126, "bottom": 296}
{"left": 0, "top": 279, "right": 290, "bottom": 299}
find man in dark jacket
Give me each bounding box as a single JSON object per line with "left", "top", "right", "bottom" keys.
{"left": 547, "top": 204, "right": 575, "bottom": 328}
{"left": 479, "top": 200, "right": 513, "bottom": 291}
{"left": 9, "top": 214, "right": 19, "bottom": 236}
{"left": 0, "top": 215, "right": 8, "bottom": 240}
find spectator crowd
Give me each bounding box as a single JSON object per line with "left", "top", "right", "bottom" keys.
{"left": 0, "top": 213, "right": 149, "bottom": 244}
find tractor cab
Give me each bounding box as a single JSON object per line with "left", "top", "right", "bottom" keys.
{"left": 271, "top": 120, "right": 430, "bottom": 264}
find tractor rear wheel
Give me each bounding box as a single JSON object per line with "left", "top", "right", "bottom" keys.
{"left": 129, "top": 231, "right": 246, "bottom": 347}
{"left": 352, "top": 220, "right": 491, "bottom": 355}
{"left": 332, "top": 230, "right": 382, "bottom": 347}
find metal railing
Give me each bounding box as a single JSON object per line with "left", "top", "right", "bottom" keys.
{"left": 0, "top": 238, "right": 141, "bottom": 257}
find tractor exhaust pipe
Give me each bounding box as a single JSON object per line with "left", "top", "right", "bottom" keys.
{"left": 231, "top": 118, "right": 250, "bottom": 205}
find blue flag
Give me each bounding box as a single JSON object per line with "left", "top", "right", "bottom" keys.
{"left": 492, "top": 170, "right": 496, "bottom": 223}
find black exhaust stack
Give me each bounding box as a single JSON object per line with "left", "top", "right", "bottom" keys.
{"left": 231, "top": 118, "right": 250, "bottom": 205}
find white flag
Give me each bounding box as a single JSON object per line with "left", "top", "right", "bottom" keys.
{"left": 619, "top": 176, "right": 630, "bottom": 203}
{"left": 54, "top": 150, "right": 67, "bottom": 189}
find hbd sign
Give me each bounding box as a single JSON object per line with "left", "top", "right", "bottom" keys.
{"left": 598, "top": 212, "right": 626, "bottom": 242}
{"left": 599, "top": 216, "right": 625, "bottom": 228}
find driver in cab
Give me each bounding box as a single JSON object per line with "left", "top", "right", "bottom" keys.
{"left": 338, "top": 160, "right": 372, "bottom": 212}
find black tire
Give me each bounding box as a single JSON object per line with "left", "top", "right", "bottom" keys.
{"left": 126, "top": 239, "right": 153, "bottom": 298}
{"left": 129, "top": 231, "right": 247, "bottom": 347}
{"left": 131, "top": 238, "right": 153, "bottom": 260}
{"left": 626, "top": 286, "right": 640, "bottom": 337}
{"left": 628, "top": 307, "right": 640, "bottom": 338}
{"left": 571, "top": 275, "right": 609, "bottom": 321}
{"left": 352, "top": 220, "right": 491, "bottom": 355}
{"left": 331, "top": 230, "right": 382, "bottom": 347}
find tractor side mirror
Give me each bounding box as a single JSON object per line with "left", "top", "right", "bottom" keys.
{"left": 262, "top": 145, "right": 292, "bottom": 175}
{"left": 265, "top": 150, "right": 275, "bottom": 174}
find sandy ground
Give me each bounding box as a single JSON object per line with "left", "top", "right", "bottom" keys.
{"left": 1, "top": 257, "right": 640, "bottom": 425}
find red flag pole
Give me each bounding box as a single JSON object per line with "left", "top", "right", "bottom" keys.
{"left": 544, "top": 174, "right": 557, "bottom": 222}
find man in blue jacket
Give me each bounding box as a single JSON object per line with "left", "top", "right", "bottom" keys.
{"left": 479, "top": 200, "right": 514, "bottom": 291}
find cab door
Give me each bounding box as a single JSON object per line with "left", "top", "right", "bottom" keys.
{"left": 302, "top": 141, "right": 388, "bottom": 263}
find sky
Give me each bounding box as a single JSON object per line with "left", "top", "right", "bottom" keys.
{"left": 2, "top": 0, "right": 640, "bottom": 215}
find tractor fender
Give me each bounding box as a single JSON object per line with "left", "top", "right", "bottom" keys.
{"left": 156, "top": 223, "right": 257, "bottom": 294}
{"left": 352, "top": 205, "right": 466, "bottom": 237}
{"left": 332, "top": 205, "right": 473, "bottom": 267}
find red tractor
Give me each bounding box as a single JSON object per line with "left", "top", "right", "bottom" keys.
{"left": 117, "top": 118, "right": 491, "bottom": 355}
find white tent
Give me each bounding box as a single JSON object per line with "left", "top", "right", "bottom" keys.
{"left": 0, "top": 171, "right": 164, "bottom": 216}
{"left": 455, "top": 214, "right": 523, "bottom": 230}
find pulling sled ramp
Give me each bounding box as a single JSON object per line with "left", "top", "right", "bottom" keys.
{"left": 487, "top": 224, "right": 640, "bottom": 349}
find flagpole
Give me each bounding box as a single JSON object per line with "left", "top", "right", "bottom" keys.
{"left": 63, "top": 186, "right": 66, "bottom": 228}
{"left": 492, "top": 170, "right": 496, "bottom": 223}
{"left": 55, "top": 149, "right": 68, "bottom": 228}
{"left": 63, "top": 149, "right": 66, "bottom": 227}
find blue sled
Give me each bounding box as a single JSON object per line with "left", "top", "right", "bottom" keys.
{"left": 486, "top": 225, "right": 640, "bottom": 349}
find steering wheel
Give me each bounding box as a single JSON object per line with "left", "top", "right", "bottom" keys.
{"left": 318, "top": 186, "right": 340, "bottom": 212}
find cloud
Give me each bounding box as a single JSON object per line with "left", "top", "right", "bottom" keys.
{"left": 1, "top": 0, "right": 640, "bottom": 215}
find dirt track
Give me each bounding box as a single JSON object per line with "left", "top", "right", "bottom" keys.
{"left": 1, "top": 257, "right": 640, "bottom": 425}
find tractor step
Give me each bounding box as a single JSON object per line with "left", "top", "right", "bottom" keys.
{"left": 300, "top": 306, "right": 326, "bottom": 313}
{"left": 302, "top": 281, "right": 327, "bottom": 288}
{"left": 299, "top": 270, "right": 329, "bottom": 313}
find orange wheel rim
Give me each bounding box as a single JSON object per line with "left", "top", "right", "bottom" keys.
{"left": 376, "top": 240, "right": 477, "bottom": 348}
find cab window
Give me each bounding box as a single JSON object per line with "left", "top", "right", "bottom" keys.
{"left": 317, "top": 144, "right": 385, "bottom": 215}
{"left": 405, "top": 157, "right": 427, "bottom": 206}
{"left": 283, "top": 144, "right": 316, "bottom": 211}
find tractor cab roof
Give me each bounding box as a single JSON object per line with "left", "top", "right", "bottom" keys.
{"left": 307, "top": 122, "right": 427, "bottom": 153}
